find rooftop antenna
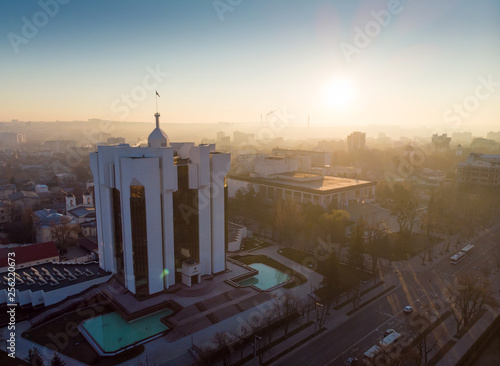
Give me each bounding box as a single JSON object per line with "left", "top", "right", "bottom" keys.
{"left": 155, "top": 91, "right": 160, "bottom": 128}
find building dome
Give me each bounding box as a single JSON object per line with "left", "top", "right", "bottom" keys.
{"left": 148, "top": 113, "right": 168, "bottom": 148}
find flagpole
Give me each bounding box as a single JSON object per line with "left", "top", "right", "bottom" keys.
{"left": 155, "top": 91, "right": 159, "bottom": 114}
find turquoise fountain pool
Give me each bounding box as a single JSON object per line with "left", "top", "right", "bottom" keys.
{"left": 237, "top": 263, "right": 290, "bottom": 290}
{"left": 81, "top": 308, "right": 173, "bottom": 354}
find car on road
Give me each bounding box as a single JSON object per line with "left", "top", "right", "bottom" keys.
{"left": 344, "top": 357, "right": 358, "bottom": 365}
{"left": 404, "top": 306, "right": 413, "bottom": 313}
{"left": 384, "top": 329, "right": 396, "bottom": 337}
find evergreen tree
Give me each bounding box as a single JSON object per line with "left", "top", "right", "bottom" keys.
{"left": 51, "top": 353, "right": 66, "bottom": 366}
{"left": 26, "top": 347, "right": 44, "bottom": 366}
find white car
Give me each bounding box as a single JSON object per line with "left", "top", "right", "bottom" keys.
{"left": 384, "top": 329, "right": 396, "bottom": 337}
{"left": 404, "top": 306, "right": 413, "bottom": 313}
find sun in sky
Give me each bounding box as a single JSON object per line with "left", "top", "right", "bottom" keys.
{"left": 321, "top": 77, "right": 356, "bottom": 110}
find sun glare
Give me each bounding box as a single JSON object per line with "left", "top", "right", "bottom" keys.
{"left": 322, "top": 77, "right": 356, "bottom": 109}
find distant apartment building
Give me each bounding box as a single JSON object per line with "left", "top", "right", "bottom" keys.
{"left": 233, "top": 153, "right": 267, "bottom": 174}
{"left": 271, "top": 148, "right": 331, "bottom": 170}
{"left": 107, "top": 137, "right": 126, "bottom": 145}
{"left": 457, "top": 153, "right": 500, "bottom": 186}
{"left": 347, "top": 131, "right": 366, "bottom": 151}
{"left": 42, "top": 140, "right": 76, "bottom": 153}
{"left": 228, "top": 156, "right": 375, "bottom": 209}
{"left": 432, "top": 134, "right": 451, "bottom": 150}
{"left": 470, "top": 138, "right": 498, "bottom": 151}
{"left": 0, "top": 132, "right": 25, "bottom": 147}
{"left": 233, "top": 130, "right": 255, "bottom": 145}
{"left": 487, "top": 131, "right": 500, "bottom": 142}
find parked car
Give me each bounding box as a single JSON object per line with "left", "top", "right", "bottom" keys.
{"left": 404, "top": 306, "right": 413, "bottom": 313}
{"left": 345, "top": 356, "right": 358, "bottom": 365}
{"left": 384, "top": 329, "right": 396, "bottom": 337}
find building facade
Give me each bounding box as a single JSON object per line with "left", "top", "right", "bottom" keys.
{"left": 90, "top": 113, "right": 230, "bottom": 297}
{"left": 347, "top": 131, "right": 366, "bottom": 152}
{"left": 457, "top": 153, "right": 500, "bottom": 186}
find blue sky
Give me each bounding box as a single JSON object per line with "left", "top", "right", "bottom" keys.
{"left": 1, "top": 0, "right": 499, "bottom": 133}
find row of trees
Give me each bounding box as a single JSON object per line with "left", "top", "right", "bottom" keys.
{"left": 26, "top": 348, "right": 66, "bottom": 366}
{"left": 228, "top": 187, "right": 352, "bottom": 251}
{"left": 200, "top": 293, "right": 302, "bottom": 365}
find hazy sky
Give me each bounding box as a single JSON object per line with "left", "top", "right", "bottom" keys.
{"left": 1, "top": 0, "right": 499, "bottom": 133}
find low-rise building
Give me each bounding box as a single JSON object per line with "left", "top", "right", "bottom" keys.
{"left": 0, "top": 202, "right": 11, "bottom": 224}
{"left": 33, "top": 209, "right": 79, "bottom": 243}
{"left": 457, "top": 153, "right": 500, "bottom": 186}
{"left": 0, "top": 241, "right": 59, "bottom": 273}
{"left": 228, "top": 171, "right": 375, "bottom": 209}
{"left": 8, "top": 190, "right": 41, "bottom": 209}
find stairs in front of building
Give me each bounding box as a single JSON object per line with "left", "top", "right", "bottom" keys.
{"left": 207, "top": 312, "right": 219, "bottom": 324}
{"left": 195, "top": 301, "right": 207, "bottom": 312}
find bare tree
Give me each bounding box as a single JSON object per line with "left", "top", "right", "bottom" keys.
{"left": 365, "top": 217, "right": 388, "bottom": 272}
{"left": 448, "top": 270, "right": 499, "bottom": 334}
{"left": 212, "top": 332, "right": 231, "bottom": 366}
{"left": 274, "top": 199, "right": 305, "bottom": 249}
{"left": 315, "top": 302, "right": 328, "bottom": 332}
{"left": 50, "top": 216, "right": 80, "bottom": 254}
{"left": 273, "top": 292, "right": 299, "bottom": 338}
{"left": 350, "top": 286, "right": 362, "bottom": 310}
{"left": 407, "top": 313, "right": 443, "bottom": 365}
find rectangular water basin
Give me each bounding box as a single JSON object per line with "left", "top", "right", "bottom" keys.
{"left": 80, "top": 308, "right": 173, "bottom": 354}
{"left": 236, "top": 263, "right": 290, "bottom": 290}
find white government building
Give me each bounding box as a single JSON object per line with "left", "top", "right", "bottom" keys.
{"left": 90, "top": 113, "right": 230, "bottom": 298}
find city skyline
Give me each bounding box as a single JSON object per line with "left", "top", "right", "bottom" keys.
{"left": 1, "top": 0, "right": 499, "bottom": 134}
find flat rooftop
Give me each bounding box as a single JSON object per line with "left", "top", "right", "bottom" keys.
{"left": 229, "top": 172, "right": 375, "bottom": 195}
{"left": 1, "top": 262, "right": 111, "bottom": 293}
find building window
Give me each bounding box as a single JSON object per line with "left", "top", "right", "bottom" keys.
{"left": 112, "top": 188, "right": 124, "bottom": 282}
{"left": 173, "top": 165, "right": 199, "bottom": 282}
{"left": 130, "top": 185, "right": 149, "bottom": 297}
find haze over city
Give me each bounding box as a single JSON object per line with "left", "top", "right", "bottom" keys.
{"left": 1, "top": 0, "right": 499, "bottom": 135}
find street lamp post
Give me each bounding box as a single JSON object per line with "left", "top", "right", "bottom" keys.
{"left": 253, "top": 335, "right": 262, "bottom": 358}
{"left": 314, "top": 302, "right": 324, "bottom": 335}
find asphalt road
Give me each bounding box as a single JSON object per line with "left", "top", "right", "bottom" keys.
{"left": 274, "top": 225, "right": 500, "bottom": 366}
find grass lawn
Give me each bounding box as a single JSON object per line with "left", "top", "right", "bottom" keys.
{"left": 278, "top": 247, "right": 373, "bottom": 298}
{"left": 22, "top": 305, "right": 144, "bottom": 365}
{"left": 231, "top": 254, "right": 307, "bottom": 288}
